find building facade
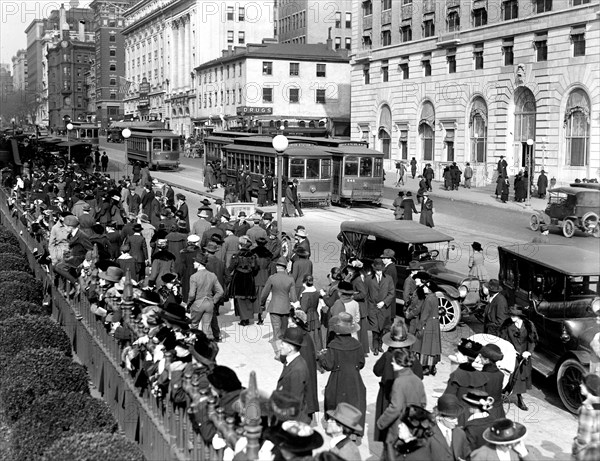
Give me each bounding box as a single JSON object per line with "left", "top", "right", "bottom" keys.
{"left": 0, "top": 64, "right": 13, "bottom": 95}
{"left": 351, "top": 0, "right": 599, "bottom": 185}
{"left": 11, "top": 50, "right": 28, "bottom": 92}
{"left": 122, "top": 0, "right": 275, "bottom": 136}
{"left": 277, "top": 0, "right": 353, "bottom": 51}
{"left": 90, "top": 0, "right": 135, "bottom": 129}
{"left": 194, "top": 41, "right": 351, "bottom": 135}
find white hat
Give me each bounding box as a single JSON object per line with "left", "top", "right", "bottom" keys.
{"left": 187, "top": 234, "right": 201, "bottom": 243}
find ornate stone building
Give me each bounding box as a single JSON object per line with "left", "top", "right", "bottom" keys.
{"left": 351, "top": 0, "right": 599, "bottom": 185}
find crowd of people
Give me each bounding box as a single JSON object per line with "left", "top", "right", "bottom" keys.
{"left": 1, "top": 151, "right": 598, "bottom": 461}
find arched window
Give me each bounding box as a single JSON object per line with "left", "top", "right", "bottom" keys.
{"left": 564, "top": 89, "right": 590, "bottom": 167}
{"left": 378, "top": 104, "right": 392, "bottom": 159}
{"left": 514, "top": 87, "right": 536, "bottom": 142}
{"left": 419, "top": 101, "right": 435, "bottom": 161}
{"left": 447, "top": 10, "right": 460, "bottom": 32}
{"left": 378, "top": 128, "right": 391, "bottom": 159}
{"left": 469, "top": 97, "right": 487, "bottom": 163}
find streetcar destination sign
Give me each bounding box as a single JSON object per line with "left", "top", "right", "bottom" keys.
{"left": 237, "top": 106, "right": 273, "bottom": 115}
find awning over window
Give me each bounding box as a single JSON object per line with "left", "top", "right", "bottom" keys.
{"left": 571, "top": 24, "right": 586, "bottom": 35}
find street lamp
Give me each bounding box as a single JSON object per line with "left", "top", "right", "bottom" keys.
{"left": 272, "top": 128, "right": 289, "bottom": 242}
{"left": 526, "top": 138, "right": 534, "bottom": 206}
{"left": 66, "top": 122, "right": 74, "bottom": 163}
{"left": 10, "top": 118, "right": 15, "bottom": 136}
{"left": 122, "top": 128, "right": 132, "bottom": 177}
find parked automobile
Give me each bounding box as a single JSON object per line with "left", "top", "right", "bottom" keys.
{"left": 530, "top": 183, "right": 600, "bottom": 238}
{"left": 338, "top": 220, "right": 484, "bottom": 331}
{"left": 498, "top": 243, "right": 600, "bottom": 413}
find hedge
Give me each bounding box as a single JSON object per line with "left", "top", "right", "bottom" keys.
{"left": 0, "top": 315, "right": 71, "bottom": 370}
{"left": 0, "top": 228, "right": 20, "bottom": 247}
{"left": 11, "top": 392, "right": 119, "bottom": 461}
{"left": 43, "top": 433, "right": 146, "bottom": 461}
{"left": 0, "top": 300, "right": 49, "bottom": 322}
{"left": 0, "top": 348, "right": 89, "bottom": 423}
{"left": 0, "top": 280, "right": 43, "bottom": 305}
{"left": 0, "top": 253, "right": 30, "bottom": 273}
{"left": 0, "top": 242, "right": 22, "bottom": 256}
{"left": 0, "top": 270, "right": 38, "bottom": 285}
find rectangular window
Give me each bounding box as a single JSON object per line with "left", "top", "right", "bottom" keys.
{"left": 536, "top": 0, "right": 552, "bottom": 13}
{"left": 401, "top": 25, "right": 412, "bottom": 42}
{"left": 238, "top": 88, "right": 242, "bottom": 104}
{"left": 381, "top": 30, "right": 391, "bottom": 46}
{"left": 289, "top": 63, "right": 299, "bottom": 76}
{"left": 306, "top": 158, "right": 320, "bottom": 179}
{"left": 400, "top": 131, "right": 408, "bottom": 159}
{"left": 572, "top": 29, "right": 585, "bottom": 56}
{"left": 335, "top": 37, "right": 341, "bottom": 49}
{"left": 400, "top": 61, "right": 409, "bottom": 79}
{"left": 263, "top": 61, "right": 272, "bottom": 75}
{"left": 109, "top": 49, "right": 116, "bottom": 57}
{"left": 335, "top": 11, "right": 342, "bottom": 28}
{"left": 263, "top": 87, "right": 273, "bottom": 103}
{"left": 446, "top": 137, "right": 455, "bottom": 161}
{"left": 474, "top": 44, "right": 484, "bottom": 69}
{"left": 447, "top": 54, "right": 456, "bottom": 74}
{"left": 238, "top": 31, "right": 245, "bottom": 44}
{"left": 227, "top": 6, "right": 234, "bottom": 20}
{"left": 109, "top": 78, "right": 116, "bottom": 86}
{"left": 503, "top": 0, "right": 518, "bottom": 20}
{"left": 316, "top": 63, "right": 326, "bottom": 77}
{"left": 363, "top": 64, "right": 370, "bottom": 84}
{"left": 503, "top": 45, "right": 514, "bottom": 65}
{"left": 289, "top": 88, "right": 299, "bottom": 103}
{"left": 290, "top": 159, "right": 305, "bottom": 178}
{"left": 423, "top": 19, "right": 435, "bottom": 38}
{"left": 381, "top": 60, "right": 389, "bottom": 82}
{"left": 227, "top": 30, "right": 234, "bottom": 43}
{"left": 473, "top": 8, "right": 487, "bottom": 27}
{"left": 422, "top": 57, "right": 431, "bottom": 76}
{"left": 344, "top": 157, "right": 359, "bottom": 176}
{"left": 239, "top": 7, "right": 245, "bottom": 21}
{"left": 345, "top": 37, "right": 352, "bottom": 50}
{"left": 447, "top": 11, "right": 460, "bottom": 32}
{"left": 345, "top": 12, "right": 352, "bottom": 28}
{"left": 316, "top": 89, "right": 326, "bottom": 104}
{"left": 535, "top": 33, "right": 548, "bottom": 61}
{"left": 321, "top": 159, "right": 332, "bottom": 179}
{"left": 572, "top": 0, "right": 591, "bottom": 4}
{"left": 109, "top": 35, "right": 116, "bottom": 42}
{"left": 363, "top": 0, "right": 373, "bottom": 16}
{"left": 109, "top": 92, "right": 116, "bottom": 100}
{"left": 382, "top": 0, "right": 392, "bottom": 10}
{"left": 109, "top": 64, "right": 116, "bottom": 71}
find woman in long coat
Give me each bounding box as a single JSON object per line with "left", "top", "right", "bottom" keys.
{"left": 401, "top": 192, "right": 418, "bottom": 221}
{"left": 299, "top": 275, "right": 322, "bottom": 351}
{"left": 252, "top": 238, "right": 275, "bottom": 324}
{"left": 500, "top": 177, "right": 510, "bottom": 203}
{"left": 468, "top": 241, "right": 489, "bottom": 282}
{"left": 283, "top": 182, "right": 296, "bottom": 217}
{"left": 411, "top": 282, "right": 441, "bottom": 375}
{"left": 291, "top": 246, "right": 312, "bottom": 297}
{"left": 419, "top": 194, "right": 434, "bottom": 228}
{"left": 500, "top": 306, "right": 538, "bottom": 411}
{"left": 393, "top": 192, "right": 404, "bottom": 220}
{"left": 317, "top": 312, "right": 366, "bottom": 437}
{"left": 227, "top": 239, "right": 258, "bottom": 325}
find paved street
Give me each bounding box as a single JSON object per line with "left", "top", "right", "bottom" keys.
{"left": 95, "top": 140, "right": 589, "bottom": 460}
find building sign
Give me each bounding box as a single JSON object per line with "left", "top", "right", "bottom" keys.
{"left": 237, "top": 106, "right": 273, "bottom": 115}
{"left": 137, "top": 98, "right": 149, "bottom": 108}
{"left": 139, "top": 79, "right": 150, "bottom": 96}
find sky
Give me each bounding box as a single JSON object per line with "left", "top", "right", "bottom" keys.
{"left": 0, "top": 0, "right": 93, "bottom": 64}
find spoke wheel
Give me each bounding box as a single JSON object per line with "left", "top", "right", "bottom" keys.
{"left": 437, "top": 293, "right": 461, "bottom": 332}
{"left": 562, "top": 219, "right": 576, "bottom": 238}
{"left": 557, "top": 359, "right": 587, "bottom": 414}
{"left": 529, "top": 214, "right": 540, "bottom": 231}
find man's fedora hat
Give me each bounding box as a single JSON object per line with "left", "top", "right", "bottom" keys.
{"left": 382, "top": 318, "right": 416, "bottom": 348}
{"left": 326, "top": 402, "right": 363, "bottom": 433}
{"left": 483, "top": 418, "right": 527, "bottom": 445}
{"left": 99, "top": 266, "right": 124, "bottom": 283}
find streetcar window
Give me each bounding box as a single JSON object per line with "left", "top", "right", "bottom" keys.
{"left": 359, "top": 157, "right": 373, "bottom": 177}
{"left": 290, "top": 159, "right": 305, "bottom": 178}
{"left": 172, "top": 139, "right": 179, "bottom": 151}
{"left": 153, "top": 139, "right": 161, "bottom": 150}
{"left": 374, "top": 157, "right": 383, "bottom": 178}
{"left": 321, "top": 159, "right": 331, "bottom": 179}
{"left": 163, "top": 139, "right": 171, "bottom": 151}
{"left": 344, "top": 156, "right": 358, "bottom": 176}
{"left": 306, "top": 158, "right": 320, "bottom": 179}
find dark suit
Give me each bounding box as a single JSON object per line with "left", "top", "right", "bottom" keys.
{"left": 205, "top": 254, "right": 225, "bottom": 340}
{"left": 276, "top": 354, "right": 310, "bottom": 424}
{"left": 483, "top": 292, "right": 509, "bottom": 336}
{"left": 383, "top": 262, "right": 398, "bottom": 316}
{"left": 78, "top": 213, "right": 96, "bottom": 236}
{"left": 427, "top": 424, "right": 471, "bottom": 461}
{"left": 366, "top": 273, "right": 396, "bottom": 350}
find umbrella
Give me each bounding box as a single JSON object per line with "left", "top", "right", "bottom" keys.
{"left": 468, "top": 333, "right": 517, "bottom": 389}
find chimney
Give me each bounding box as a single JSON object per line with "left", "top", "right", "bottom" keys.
{"left": 59, "top": 4, "right": 67, "bottom": 33}
{"left": 326, "top": 27, "right": 332, "bottom": 50}
{"left": 78, "top": 20, "right": 85, "bottom": 42}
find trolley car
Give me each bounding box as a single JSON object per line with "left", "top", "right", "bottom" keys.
{"left": 70, "top": 122, "right": 100, "bottom": 146}
{"left": 126, "top": 127, "right": 181, "bottom": 170}
{"left": 216, "top": 134, "right": 384, "bottom": 206}
{"left": 204, "top": 131, "right": 255, "bottom": 166}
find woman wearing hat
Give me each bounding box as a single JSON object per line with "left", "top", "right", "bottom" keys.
{"left": 299, "top": 275, "right": 323, "bottom": 350}
{"left": 264, "top": 420, "right": 324, "bottom": 460}
{"left": 291, "top": 246, "right": 313, "bottom": 298}
{"left": 325, "top": 402, "right": 363, "bottom": 461}
{"left": 344, "top": 259, "right": 370, "bottom": 354}
{"left": 462, "top": 390, "right": 496, "bottom": 450}
{"left": 411, "top": 281, "right": 442, "bottom": 376}
{"left": 228, "top": 238, "right": 258, "bottom": 326}
{"left": 500, "top": 306, "right": 538, "bottom": 411}
{"left": 393, "top": 405, "right": 436, "bottom": 460}
{"left": 573, "top": 374, "right": 600, "bottom": 461}
{"left": 253, "top": 237, "right": 275, "bottom": 325}
{"left": 373, "top": 319, "right": 422, "bottom": 446}
{"left": 318, "top": 312, "right": 367, "bottom": 437}
{"left": 473, "top": 344, "right": 506, "bottom": 420}
{"left": 470, "top": 418, "right": 530, "bottom": 461}
{"left": 419, "top": 193, "right": 434, "bottom": 228}
{"left": 468, "top": 242, "right": 489, "bottom": 282}
{"left": 326, "top": 281, "right": 360, "bottom": 343}
{"left": 147, "top": 240, "right": 176, "bottom": 288}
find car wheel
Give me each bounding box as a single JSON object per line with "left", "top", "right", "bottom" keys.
{"left": 557, "top": 358, "right": 587, "bottom": 414}
{"left": 437, "top": 293, "right": 461, "bottom": 332}
{"left": 529, "top": 214, "right": 540, "bottom": 231}
{"left": 562, "top": 219, "right": 576, "bottom": 238}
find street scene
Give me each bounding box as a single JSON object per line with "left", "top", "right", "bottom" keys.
{"left": 0, "top": 1, "right": 599, "bottom": 461}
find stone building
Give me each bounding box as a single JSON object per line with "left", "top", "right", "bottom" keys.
{"left": 11, "top": 50, "right": 28, "bottom": 92}
{"left": 351, "top": 0, "right": 599, "bottom": 185}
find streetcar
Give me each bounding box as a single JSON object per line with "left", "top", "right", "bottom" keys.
{"left": 108, "top": 121, "right": 163, "bottom": 143}
{"left": 204, "top": 131, "right": 255, "bottom": 165}
{"left": 126, "top": 127, "right": 181, "bottom": 170}
{"left": 69, "top": 122, "right": 100, "bottom": 146}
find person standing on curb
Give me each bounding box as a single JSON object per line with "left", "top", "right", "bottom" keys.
{"left": 464, "top": 162, "right": 473, "bottom": 189}
{"left": 410, "top": 157, "right": 418, "bottom": 179}
{"left": 419, "top": 192, "right": 434, "bottom": 228}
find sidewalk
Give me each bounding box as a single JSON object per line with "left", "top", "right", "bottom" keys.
{"left": 383, "top": 169, "right": 547, "bottom": 214}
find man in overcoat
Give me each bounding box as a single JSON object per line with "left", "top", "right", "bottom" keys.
{"left": 205, "top": 241, "right": 226, "bottom": 342}
{"left": 483, "top": 279, "right": 509, "bottom": 336}
{"left": 277, "top": 328, "right": 310, "bottom": 424}
{"left": 380, "top": 249, "right": 398, "bottom": 316}
{"left": 366, "top": 258, "right": 396, "bottom": 355}
{"left": 427, "top": 394, "right": 471, "bottom": 461}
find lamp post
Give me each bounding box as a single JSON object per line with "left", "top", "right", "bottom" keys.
{"left": 66, "top": 122, "right": 74, "bottom": 163}
{"left": 526, "top": 138, "right": 534, "bottom": 206}
{"left": 272, "top": 128, "right": 288, "bottom": 242}
{"left": 122, "top": 128, "right": 132, "bottom": 178}
{"left": 10, "top": 118, "right": 15, "bottom": 136}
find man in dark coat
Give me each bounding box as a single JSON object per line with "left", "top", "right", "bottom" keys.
{"left": 205, "top": 241, "right": 226, "bottom": 342}
{"left": 450, "top": 162, "right": 462, "bottom": 191}
{"left": 177, "top": 235, "right": 200, "bottom": 300}
{"left": 265, "top": 171, "right": 274, "bottom": 205}
{"left": 366, "top": 258, "right": 396, "bottom": 355}
{"left": 101, "top": 152, "right": 109, "bottom": 172}
{"left": 233, "top": 211, "right": 250, "bottom": 237}
{"left": 420, "top": 193, "right": 434, "bottom": 228}
{"left": 166, "top": 220, "right": 188, "bottom": 268}
{"left": 78, "top": 203, "right": 96, "bottom": 236}
{"left": 427, "top": 394, "right": 471, "bottom": 461}
{"left": 126, "top": 186, "right": 142, "bottom": 216}
{"left": 424, "top": 164, "right": 435, "bottom": 191}
{"left": 417, "top": 175, "right": 427, "bottom": 204}
{"left": 380, "top": 249, "right": 399, "bottom": 316}
{"left": 244, "top": 171, "right": 253, "bottom": 203}
{"left": 277, "top": 328, "right": 310, "bottom": 424}
{"left": 125, "top": 223, "right": 148, "bottom": 281}
{"left": 200, "top": 218, "right": 225, "bottom": 249}
{"left": 176, "top": 193, "right": 190, "bottom": 231}
{"left": 483, "top": 279, "right": 509, "bottom": 336}
{"left": 105, "top": 222, "right": 121, "bottom": 260}
{"left": 537, "top": 170, "right": 548, "bottom": 198}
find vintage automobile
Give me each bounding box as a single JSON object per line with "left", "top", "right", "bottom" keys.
{"left": 530, "top": 183, "right": 600, "bottom": 238}
{"left": 498, "top": 244, "right": 600, "bottom": 413}
{"left": 338, "top": 220, "right": 485, "bottom": 332}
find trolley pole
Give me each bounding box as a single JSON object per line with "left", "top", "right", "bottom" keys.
{"left": 272, "top": 131, "right": 289, "bottom": 241}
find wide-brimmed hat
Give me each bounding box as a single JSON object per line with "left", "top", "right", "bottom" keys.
{"left": 380, "top": 249, "right": 396, "bottom": 260}
{"left": 290, "top": 308, "right": 308, "bottom": 330}
{"left": 157, "top": 302, "right": 190, "bottom": 327}
{"left": 483, "top": 419, "right": 527, "bottom": 445}
{"left": 408, "top": 260, "right": 423, "bottom": 271}
{"left": 484, "top": 279, "right": 501, "bottom": 293}
{"left": 161, "top": 273, "right": 178, "bottom": 285}
{"left": 99, "top": 266, "right": 124, "bottom": 283}
{"left": 238, "top": 211, "right": 247, "bottom": 218}
{"left": 382, "top": 318, "right": 416, "bottom": 348}
{"left": 187, "top": 234, "right": 201, "bottom": 243}
{"left": 279, "top": 327, "right": 304, "bottom": 347}
{"left": 372, "top": 258, "right": 385, "bottom": 271}
{"left": 295, "top": 229, "right": 307, "bottom": 238}
{"left": 189, "top": 329, "right": 219, "bottom": 366}
{"left": 337, "top": 281, "right": 356, "bottom": 295}
{"left": 177, "top": 220, "right": 187, "bottom": 230}
{"left": 176, "top": 193, "right": 186, "bottom": 200}
{"left": 111, "top": 194, "right": 121, "bottom": 201}
{"left": 479, "top": 343, "right": 504, "bottom": 363}
{"left": 276, "top": 256, "right": 288, "bottom": 268}
{"left": 264, "top": 421, "right": 323, "bottom": 454}
{"left": 204, "top": 241, "right": 219, "bottom": 253}
{"left": 457, "top": 338, "right": 483, "bottom": 359}
{"left": 198, "top": 209, "right": 209, "bottom": 218}
{"left": 472, "top": 241, "right": 483, "bottom": 252}
{"left": 132, "top": 223, "right": 143, "bottom": 232}
{"left": 462, "top": 390, "right": 495, "bottom": 411}
{"left": 330, "top": 312, "right": 360, "bottom": 335}
{"left": 435, "top": 394, "right": 462, "bottom": 418}
{"left": 508, "top": 305, "right": 526, "bottom": 317}
{"left": 139, "top": 213, "right": 149, "bottom": 223}
{"left": 326, "top": 402, "right": 363, "bottom": 433}
{"left": 269, "top": 390, "right": 301, "bottom": 422}
{"left": 207, "top": 365, "right": 242, "bottom": 392}
{"left": 138, "top": 290, "right": 162, "bottom": 306}
{"left": 194, "top": 253, "right": 209, "bottom": 265}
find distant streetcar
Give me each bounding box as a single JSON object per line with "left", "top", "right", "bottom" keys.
{"left": 69, "top": 122, "right": 100, "bottom": 146}
{"left": 126, "top": 126, "right": 181, "bottom": 170}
